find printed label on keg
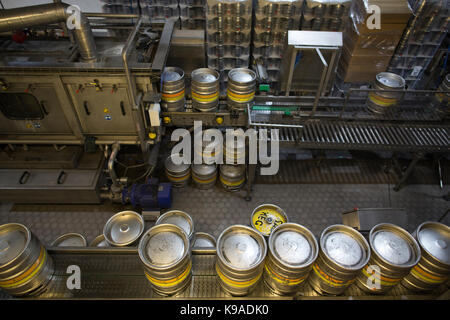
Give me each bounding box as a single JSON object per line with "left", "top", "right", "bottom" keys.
{"left": 362, "top": 265, "right": 400, "bottom": 288}
{"left": 252, "top": 208, "right": 285, "bottom": 236}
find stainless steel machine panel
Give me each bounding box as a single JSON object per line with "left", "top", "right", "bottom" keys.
{"left": 0, "top": 78, "right": 75, "bottom": 135}
{"left": 64, "top": 77, "right": 137, "bottom": 135}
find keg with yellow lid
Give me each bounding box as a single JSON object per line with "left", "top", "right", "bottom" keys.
{"left": 216, "top": 225, "right": 267, "bottom": 296}
{"left": 264, "top": 223, "right": 319, "bottom": 295}
{"left": 191, "top": 68, "right": 220, "bottom": 112}
{"left": 0, "top": 223, "right": 54, "bottom": 297}
{"left": 401, "top": 221, "right": 450, "bottom": 292}
{"left": 250, "top": 204, "right": 288, "bottom": 238}
{"left": 219, "top": 164, "right": 246, "bottom": 191}
{"left": 138, "top": 224, "right": 192, "bottom": 296}
{"left": 308, "top": 224, "right": 370, "bottom": 295}
{"left": 165, "top": 154, "right": 191, "bottom": 187}
{"left": 355, "top": 223, "right": 421, "bottom": 294}
{"left": 161, "top": 67, "right": 185, "bottom": 112}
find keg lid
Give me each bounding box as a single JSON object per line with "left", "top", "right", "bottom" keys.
{"left": 269, "top": 223, "right": 318, "bottom": 267}
{"left": 250, "top": 204, "right": 288, "bottom": 237}
{"left": 103, "top": 211, "right": 144, "bottom": 246}
{"left": 52, "top": 233, "right": 87, "bottom": 247}
{"left": 321, "top": 225, "right": 369, "bottom": 269}
{"left": 0, "top": 223, "right": 29, "bottom": 265}
{"left": 376, "top": 72, "right": 405, "bottom": 89}
{"left": 417, "top": 222, "right": 450, "bottom": 265}
{"left": 217, "top": 225, "right": 266, "bottom": 269}
{"left": 193, "top": 232, "right": 216, "bottom": 248}
{"left": 89, "top": 234, "right": 109, "bottom": 247}
{"left": 192, "top": 68, "right": 219, "bottom": 83}
{"left": 139, "top": 224, "right": 189, "bottom": 268}
{"left": 165, "top": 154, "right": 190, "bottom": 174}
{"left": 192, "top": 164, "right": 217, "bottom": 176}
{"left": 162, "top": 67, "right": 183, "bottom": 82}
{"left": 156, "top": 210, "right": 194, "bottom": 240}
{"left": 228, "top": 68, "right": 256, "bottom": 84}
{"left": 220, "top": 164, "right": 245, "bottom": 178}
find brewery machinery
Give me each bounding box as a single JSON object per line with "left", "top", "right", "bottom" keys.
{"left": 0, "top": 0, "right": 449, "bottom": 301}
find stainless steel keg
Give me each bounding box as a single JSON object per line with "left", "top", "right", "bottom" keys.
{"left": 191, "top": 68, "right": 220, "bottom": 112}
{"left": 219, "top": 164, "right": 246, "bottom": 191}
{"left": 138, "top": 224, "right": 192, "bottom": 296}
{"left": 223, "top": 130, "right": 246, "bottom": 165}
{"left": 156, "top": 210, "right": 194, "bottom": 242}
{"left": 264, "top": 223, "right": 319, "bottom": 295}
{"left": 0, "top": 223, "right": 54, "bottom": 296}
{"left": 51, "top": 233, "right": 87, "bottom": 247}
{"left": 192, "top": 232, "right": 217, "bottom": 249}
{"left": 103, "top": 211, "right": 144, "bottom": 247}
{"left": 192, "top": 164, "right": 218, "bottom": 189}
{"left": 161, "top": 67, "right": 185, "bottom": 112}
{"left": 165, "top": 154, "right": 191, "bottom": 187}
{"left": 89, "top": 234, "right": 110, "bottom": 247}
{"left": 355, "top": 223, "right": 421, "bottom": 294}
{"left": 308, "top": 224, "right": 370, "bottom": 295}
{"left": 250, "top": 204, "right": 288, "bottom": 238}
{"left": 227, "top": 68, "right": 257, "bottom": 112}
{"left": 367, "top": 72, "right": 406, "bottom": 115}
{"left": 401, "top": 222, "right": 450, "bottom": 292}
{"left": 216, "top": 225, "right": 267, "bottom": 296}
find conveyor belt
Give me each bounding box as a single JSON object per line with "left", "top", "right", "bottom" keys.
{"left": 256, "top": 122, "right": 450, "bottom": 152}
{"left": 1, "top": 249, "right": 447, "bottom": 300}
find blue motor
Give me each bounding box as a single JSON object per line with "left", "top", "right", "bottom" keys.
{"left": 122, "top": 178, "right": 172, "bottom": 210}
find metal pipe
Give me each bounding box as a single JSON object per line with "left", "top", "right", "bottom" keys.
{"left": 108, "top": 143, "right": 121, "bottom": 188}
{"left": 0, "top": 3, "right": 97, "bottom": 61}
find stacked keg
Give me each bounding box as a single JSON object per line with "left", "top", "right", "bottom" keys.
{"left": 191, "top": 68, "right": 220, "bottom": 112}
{"left": 103, "top": 211, "right": 145, "bottom": 247}
{"left": 301, "top": 0, "right": 351, "bottom": 32}
{"left": 308, "top": 225, "right": 370, "bottom": 295}
{"left": 216, "top": 225, "right": 267, "bottom": 296}
{"left": 367, "top": 72, "right": 406, "bottom": 116}
{"left": 0, "top": 223, "right": 54, "bottom": 297}
{"left": 401, "top": 222, "right": 450, "bottom": 292}
{"left": 219, "top": 164, "right": 246, "bottom": 191}
{"left": 165, "top": 153, "right": 191, "bottom": 187}
{"left": 355, "top": 223, "right": 421, "bottom": 294}
{"left": 223, "top": 129, "right": 246, "bottom": 165}
{"left": 138, "top": 224, "right": 192, "bottom": 296}
{"left": 161, "top": 67, "right": 186, "bottom": 112}
{"left": 263, "top": 223, "right": 318, "bottom": 295}
{"left": 227, "top": 68, "right": 257, "bottom": 112}
{"left": 192, "top": 164, "right": 218, "bottom": 189}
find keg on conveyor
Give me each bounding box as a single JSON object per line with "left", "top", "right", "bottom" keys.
{"left": 355, "top": 223, "right": 421, "bottom": 294}
{"left": 250, "top": 204, "right": 289, "bottom": 238}
{"left": 165, "top": 153, "right": 191, "bottom": 187}
{"left": 308, "top": 225, "right": 370, "bottom": 295}
{"left": 0, "top": 223, "right": 54, "bottom": 297}
{"left": 401, "top": 222, "right": 450, "bottom": 292}
{"left": 192, "top": 164, "right": 218, "bottom": 190}
{"left": 103, "top": 211, "right": 145, "bottom": 246}
{"left": 216, "top": 225, "right": 267, "bottom": 296}
{"left": 227, "top": 68, "right": 257, "bottom": 112}
{"left": 161, "top": 67, "right": 186, "bottom": 112}
{"left": 432, "top": 74, "right": 450, "bottom": 116}
{"left": 155, "top": 210, "right": 195, "bottom": 243}
{"left": 263, "top": 223, "right": 319, "bottom": 295}
{"left": 138, "top": 224, "right": 192, "bottom": 296}
{"left": 366, "top": 72, "right": 406, "bottom": 115}
{"left": 89, "top": 234, "right": 110, "bottom": 247}
{"left": 219, "top": 164, "right": 246, "bottom": 191}
{"left": 191, "top": 68, "right": 220, "bottom": 112}
{"left": 223, "top": 129, "right": 246, "bottom": 165}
